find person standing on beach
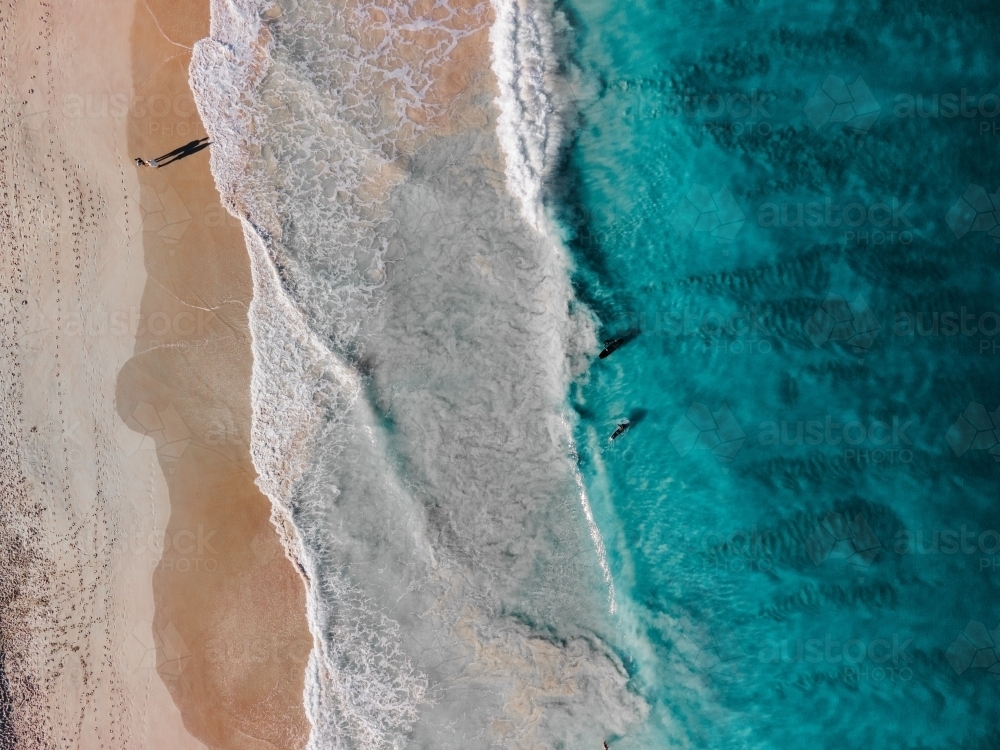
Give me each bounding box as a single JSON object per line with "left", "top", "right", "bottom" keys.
{"left": 135, "top": 137, "right": 211, "bottom": 168}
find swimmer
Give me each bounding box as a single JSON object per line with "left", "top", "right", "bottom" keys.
{"left": 599, "top": 330, "right": 638, "bottom": 359}
{"left": 609, "top": 419, "right": 630, "bottom": 441}
{"left": 599, "top": 337, "right": 626, "bottom": 359}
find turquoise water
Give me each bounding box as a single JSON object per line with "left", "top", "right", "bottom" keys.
{"left": 560, "top": 0, "right": 1000, "bottom": 746}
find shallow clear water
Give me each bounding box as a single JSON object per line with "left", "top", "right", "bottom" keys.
{"left": 560, "top": 0, "right": 1000, "bottom": 746}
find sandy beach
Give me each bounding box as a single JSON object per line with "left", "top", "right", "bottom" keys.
{"left": 1, "top": 0, "right": 310, "bottom": 746}
{"left": 0, "top": 0, "right": 208, "bottom": 744}
{"left": 117, "top": 0, "right": 314, "bottom": 747}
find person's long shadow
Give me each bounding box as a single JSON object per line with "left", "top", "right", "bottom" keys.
{"left": 137, "top": 137, "right": 211, "bottom": 168}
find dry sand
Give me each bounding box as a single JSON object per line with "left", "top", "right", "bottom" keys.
{"left": 0, "top": 0, "right": 209, "bottom": 746}
{"left": 0, "top": 0, "right": 310, "bottom": 747}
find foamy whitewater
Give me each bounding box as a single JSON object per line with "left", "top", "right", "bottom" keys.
{"left": 190, "top": 0, "right": 643, "bottom": 746}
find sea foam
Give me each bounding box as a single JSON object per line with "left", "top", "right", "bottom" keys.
{"left": 488, "top": 0, "right": 567, "bottom": 229}
{"left": 190, "top": 0, "right": 642, "bottom": 746}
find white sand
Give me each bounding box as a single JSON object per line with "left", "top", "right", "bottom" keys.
{"left": 1, "top": 0, "right": 312, "bottom": 746}
{"left": 0, "top": 0, "right": 208, "bottom": 746}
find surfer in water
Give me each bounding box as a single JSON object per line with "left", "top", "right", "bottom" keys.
{"left": 609, "top": 419, "right": 630, "bottom": 441}
{"left": 135, "top": 137, "right": 211, "bottom": 168}
{"left": 599, "top": 330, "right": 638, "bottom": 359}
{"left": 599, "top": 338, "right": 626, "bottom": 359}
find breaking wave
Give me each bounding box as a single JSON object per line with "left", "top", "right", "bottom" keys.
{"left": 190, "top": 0, "right": 643, "bottom": 746}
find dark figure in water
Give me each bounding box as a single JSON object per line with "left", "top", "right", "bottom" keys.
{"left": 599, "top": 330, "right": 638, "bottom": 359}
{"left": 599, "top": 338, "right": 626, "bottom": 359}
{"left": 604, "top": 742, "right": 610, "bottom": 750}
{"left": 610, "top": 419, "right": 630, "bottom": 441}
{"left": 135, "top": 137, "right": 211, "bottom": 168}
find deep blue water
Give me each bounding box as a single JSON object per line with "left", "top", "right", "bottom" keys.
{"left": 558, "top": 0, "right": 1000, "bottom": 746}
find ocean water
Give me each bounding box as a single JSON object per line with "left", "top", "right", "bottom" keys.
{"left": 559, "top": 0, "right": 1000, "bottom": 747}
{"left": 189, "top": 0, "right": 1000, "bottom": 747}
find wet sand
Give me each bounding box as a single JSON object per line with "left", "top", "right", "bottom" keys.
{"left": 114, "top": 0, "right": 312, "bottom": 748}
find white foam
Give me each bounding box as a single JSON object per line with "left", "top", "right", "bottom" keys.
{"left": 576, "top": 461, "right": 618, "bottom": 614}
{"left": 190, "top": 0, "right": 640, "bottom": 746}
{"left": 488, "top": 0, "right": 567, "bottom": 230}
{"left": 191, "top": 3, "right": 430, "bottom": 746}
{"left": 487, "top": 0, "right": 618, "bottom": 614}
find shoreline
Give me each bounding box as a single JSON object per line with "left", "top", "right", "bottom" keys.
{"left": 188, "top": 0, "right": 641, "bottom": 746}
{"left": 0, "top": 0, "right": 630, "bottom": 744}
{"left": 115, "top": 0, "right": 313, "bottom": 747}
